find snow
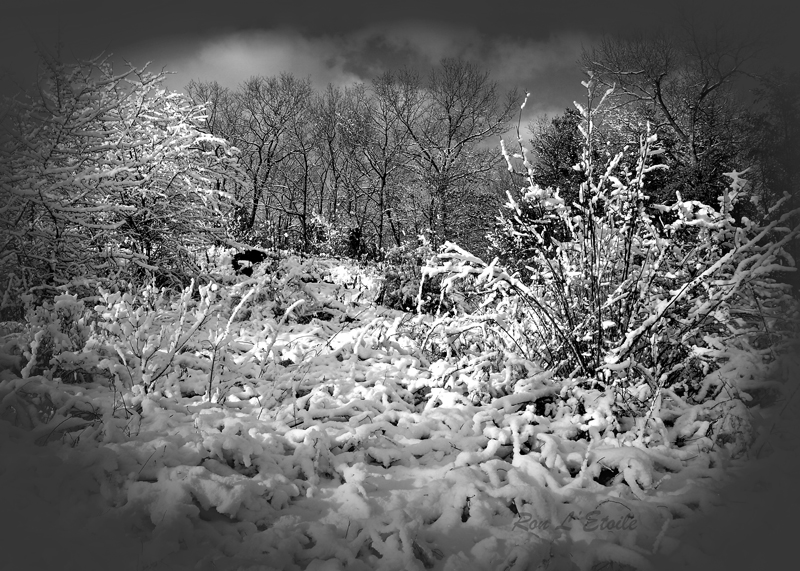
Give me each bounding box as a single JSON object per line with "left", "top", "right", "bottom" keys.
{"left": 1, "top": 254, "right": 798, "bottom": 571}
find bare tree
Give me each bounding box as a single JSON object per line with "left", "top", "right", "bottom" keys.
{"left": 237, "top": 75, "right": 313, "bottom": 235}
{"left": 581, "top": 25, "right": 757, "bottom": 203}
{"left": 377, "top": 59, "right": 518, "bottom": 246}
{"left": 185, "top": 79, "right": 233, "bottom": 136}
{"left": 311, "top": 84, "right": 349, "bottom": 227}
{"left": 338, "top": 80, "right": 414, "bottom": 251}
{"left": 277, "top": 87, "right": 324, "bottom": 251}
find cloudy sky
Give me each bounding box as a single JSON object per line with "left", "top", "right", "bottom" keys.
{"left": 1, "top": 0, "right": 794, "bottom": 128}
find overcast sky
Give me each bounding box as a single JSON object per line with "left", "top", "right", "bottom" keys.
{"left": 1, "top": 0, "right": 795, "bottom": 130}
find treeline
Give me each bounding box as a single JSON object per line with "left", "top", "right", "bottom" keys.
{"left": 184, "top": 59, "right": 518, "bottom": 258}
{"left": 183, "top": 27, "right": 799, "bottom": 266}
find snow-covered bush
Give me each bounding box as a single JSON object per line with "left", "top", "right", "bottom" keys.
{"left": 305, "top": 215, "right": 348, "bottom": 257}
{"left": 377, "top": 237, "right": 451, "bottom": 313}
{"left": 0, "top": 54, "right": 240, "bottom": 314}
{"left": 422, "top": 81, "right": 800, "bottom": 411}
{"left": 12, "top": 251, "right": 370, "bottom": 406}
{"left": 19, "top": 292, "right": 94, "bottom": 381}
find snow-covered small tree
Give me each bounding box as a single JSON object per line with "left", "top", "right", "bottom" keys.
{"left": 0, "top": 54, "right": 239, "bottom": 310}
{"left": 423, "top": 79, "right": 799, "bottom": 407}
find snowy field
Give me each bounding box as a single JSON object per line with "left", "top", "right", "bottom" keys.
{"left": 1, "top": 253, "right": 798, "bottom": 571}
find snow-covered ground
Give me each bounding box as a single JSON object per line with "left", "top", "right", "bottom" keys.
{"left": 1, "top": 255, "right": 797, "bottom": 571}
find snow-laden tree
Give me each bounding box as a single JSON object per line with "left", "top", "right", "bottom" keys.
{"left": 428, "top": 82, "right": 799, "bottom": 391}
{"left": 0, "top": 55, "right": 239, "bottom": 310}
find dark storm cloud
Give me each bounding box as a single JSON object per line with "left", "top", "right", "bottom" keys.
{"left": 130, "top": 23, "right": 587, "bottom": 89}
{"left": 125, "top": 21, "right": 591, "bottom": 135}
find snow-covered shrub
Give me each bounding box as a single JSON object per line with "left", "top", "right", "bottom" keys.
{"left": 377, "top": 237, "right": 457, "bottom": 313}
{"left": 304, "top": 215, "right": 350, "bottom": 258}
{"left": 422, "top": 81, "right": 800, "bottom": 413}
{"left": 19, "top": 292, "right": 94, "bottom": 380}
{"left": 91, "top": 281, "right": 230, "bottom": 395}
{"left": 12, "top": 269, "right": 288, "bottom": 410}
{"left": 0, "top": 54, "right": 240, "bottom": 312}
